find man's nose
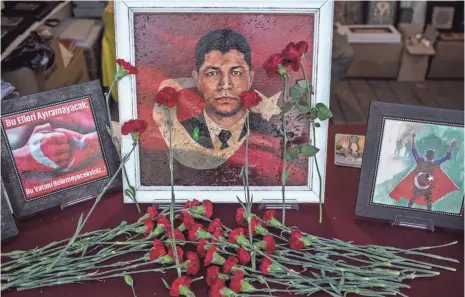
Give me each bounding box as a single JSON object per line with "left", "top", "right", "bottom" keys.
{"left": 218, "top": 73, "right": 232, "bottom": 91}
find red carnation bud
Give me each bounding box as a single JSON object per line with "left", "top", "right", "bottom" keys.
{"left": 206, "top": 266, "right": 221, "bottom": 286}
{"left": 209, "top": 279, "right": 226, "bottom": 297}
{"left": 149, "top": 240, "right": 166, "bottom": 261}
{"left": 263, "top": 234, "right": 276, "bottom": 254}
{"left": 169, "top": 276, "right": 193, "bottom": 297}
{"left": 167, "top": 227, "right": 186, "bottom": 242}
{"left": 183, "top": 199, "right": 201, "bottom": 209}
{"left": 259, "top": 257, "right": 272, "bottom": 275}
{"left": 154, "top": 86, "right": 179, "bottom": 108}
{"left": 235, "top": 208, "right": 247, "bottom": 227}
{"left": 228, "top": 228, "right": 249, "bottom": 246}
{"left": 202, "top": 200, "right": 214, "bottom": 218}
{"left": 168, "top": 245, "right": 184, "bottom": 263}
{"left": 147, "top": 206, "right": 158, "bottom": 218}
{"left": 143, "top": 220, "right": 154, "bottom": 237}
{"left": 188, "top": 224, "right": 210, "bottom": 241}
{"left": 223, "top": 256, "right": 239, "bottom": 274}
{"left": 204, "top": 246, "right": 225, "bottom": 267}
{"left": 237, "top": 248, "right": 250, "bottom": 265}
{"left": 263, "top": 54, "right": 284, "bottom": 78}
{"left": 121, "top": 119, "right": 148, "bottom": 136}
{"left": 197, "top": 239, "right": 208, "bottom": 258}
{"left": 208, "top": 218, "right": 223, "bottom": 233}
{"left": 116, "top": 58, "right": 138, "bottom": 75}
{"left": 230, "top": 270, "right": 244, "bottom": 293}
{"left": 211, "top": 229, "right": 225, "bottom": 243}
{"left": 239, "top": 91, "right": 262, "bottom": 110}
{"left": 185, "top": 251, "right": 200, "bottom": 276}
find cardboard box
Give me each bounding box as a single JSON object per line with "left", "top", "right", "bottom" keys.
{"left": 397, "top": 24, "right": 438, "bottom": 82}
{"left": 346, "top": 43, "right": 403, "bottom": 78}
{"left": 428, "top": 33, "right": 464, "bottom": 79}
{"left": 2, "top": 45, "right": 89, "bottom": 96}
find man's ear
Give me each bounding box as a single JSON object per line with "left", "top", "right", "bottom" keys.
{"left": 249, "top": 69, "right": 255, "bottom": 86}
{"left": 192, "top": 70, "right": 199, "bottom": 88}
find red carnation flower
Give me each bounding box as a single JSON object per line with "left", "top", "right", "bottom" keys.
{"left": 143, "top": 220, "right": 154, "bottom": 237}
{"left": 183, "top": 199, "right": 201, "bottom": 209}
{"left": 169, "top": 276, "right": 192, "bottom": 297}
{"left": 185, "top": 251, "right": 200, "bottom": 276}
{"left": 235, "top": 208, "right": 247, "bottom": 227}
{"left": 188, "top": 224, "right": 204, "bottom": 241}
{"left": 237, "top": 248, "right": 250, "bottom": 265}
{"left": 204, "top": 246, "right": 217, "bottom": 267}
{"left": 223, "top": 256, "right": 239, "bottom": 274}
{"left": 211, "top": 229, "right": 224, "bottom": 243}
{"left": 121, "top": 119, "right": 148, "bottom": 136}
{"left": 247, "top": 217, "right": 259, "bottom": 236}
{"left": 116, "top": 58, "right": 138, "bottom": 74}
{"left": 230, "top": 270, "right": 245, "bottom": 293}
{"left": 154, "top": 86, "right": 179, "bottom": 108}
{"left": 209, "top": 279, "right": 226, "bottom": 297}
{"left": 156, "top": 215, "right": 171, "bottom": 231}
{"left": 240, "top": 91, "right": 262, "bottom": 110}
{"left": 263, "top": 235, "right": 276, "bottom": 254}
{"left": 149, "top": 240, "right": 166, "bottom": 261}
{"left": 263, "top": 54, "right": 284, "bottom": 78}
{"left": 202, "top": 200, "right": 213, "bottom": 218}
{"left": 179, "top": 212, "right": 196, "bottom": 230}
{"left": 197, "top": 239, "right": 208, "bottom": 258}
{"left": 259, "top": 257, "right": 272, "bottom": 275}
{"left": 147, "top": 206, "right": 158, "bottom": 218}
{"left": 281, "top": 41, "right": 309, "bottom": 72}
{"left": 289, "top": 230, "right": 304, "bottom": 251}
{"left": 208, "top": 218, "right": 223, "bottom": 233}
{"left": 167, "top": 245, "right": 184, "bottom": 263}
{"left": 206, "top": 266, "right": 221, "bottom": 286}
{"left": 263, "top": 210, "right": 276, "bottom": 223}
{"left": 229, "top": 228, "right": 245, "bottom": 244}
{"left": 167, "top": 228, "right": 186, "bottom": 242}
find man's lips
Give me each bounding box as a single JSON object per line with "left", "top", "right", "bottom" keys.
{"left": 215, "top": 96, "right": 238, "bottom": 103}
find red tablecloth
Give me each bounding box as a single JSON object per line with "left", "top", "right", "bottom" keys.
{"left": 2, "top": 125, "right": 464, "bottom": 297}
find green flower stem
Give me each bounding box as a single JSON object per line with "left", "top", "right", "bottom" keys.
{"left": 47, "top": 142, "right": 137, "bottom": 271}
{"left": 106, "top": 75, "right": 141, "bottom": 214}
{"left": 17, "top": 265, "right": 181, "bottom": 291}
{"left": 281, "top": 75, "right": 289, "bottom": 226}
{"left": 166, "top": 107, "right": 182, "bottom": 278}
{"left": 244, "top": 111, "right": 256, "bottom": 270}
{"left": 299, "top": 59, "right": 323, "bottom": 223}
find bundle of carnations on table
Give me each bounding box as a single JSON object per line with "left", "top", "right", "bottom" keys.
{"left": 1, "top": 201, "right": 458, "bottom": 296}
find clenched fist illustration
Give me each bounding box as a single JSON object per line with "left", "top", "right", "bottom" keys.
{"left": 12, "top": 123, "right": 73, "bottom": 173}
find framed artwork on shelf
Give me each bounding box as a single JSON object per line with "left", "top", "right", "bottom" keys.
{"left": 0, "top": 80, "right": 121, "bottom": 218}
{"left": 115, "top": 0, "right": 333, "bottom": 203}
{"left": 355, "top": 101, "right": 464, "bottom": 230}
{"left": 365, "top": 1, "right": 398, "bottom": 25}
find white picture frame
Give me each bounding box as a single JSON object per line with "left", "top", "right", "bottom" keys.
{"left": 115, "top": 0, "right": 333, "bottom": 204}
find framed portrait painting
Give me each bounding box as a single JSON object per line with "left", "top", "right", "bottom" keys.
{"left": 355, "top": 101, "right": 464, "bottom": 230}
{"left": 0, "top": 81, "right": 121, "bottom": 217}
{"left": 115, "top": 0, "right": 333, "bottom": 203}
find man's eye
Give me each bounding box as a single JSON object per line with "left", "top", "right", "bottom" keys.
{"left": 206, "top": 71, "right": 217, "bottom": 77}
{"left": 232, "top": 71, "right": 242, "bottom": 76}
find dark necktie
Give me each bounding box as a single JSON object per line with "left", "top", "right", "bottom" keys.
{"left": 218, "top": 129, "right": 232, "bottom": 149}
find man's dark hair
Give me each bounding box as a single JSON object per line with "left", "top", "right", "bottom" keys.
{"left": 195, "top": 29, "right": 252, "bottom": 70}
{"left": 426, "top": 149, "right": 435, "bottom": 160}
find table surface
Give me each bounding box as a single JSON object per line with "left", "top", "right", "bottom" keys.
{"left": 2, "top": 124, "right": 464, "bottom": 297}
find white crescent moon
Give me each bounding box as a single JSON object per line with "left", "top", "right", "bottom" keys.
{"left": 414, "top": 172, "right": 430, "bottom": 190}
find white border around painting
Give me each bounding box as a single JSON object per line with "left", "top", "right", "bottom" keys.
{"left": 114, "top": 0, "right": 333, "bottom": 204}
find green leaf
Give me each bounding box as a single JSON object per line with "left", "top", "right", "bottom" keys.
{"left": 128, "top": 185, "right": 136, "bottom": 196}
{"left": 279, "top": 102, "right": 294, "bottom": 115}
{"left": 161, "top": 278, "right": 170, "bottom": 289}
{"left": 285, "top": 146, "right": 301, "bottom": 161}
{"left": 316, "top": 103, "right": 333, "bottom": 121}
{"left": 297, "top": 79, "right": 307, "bottom": 89}
{"left": 235, "top": 196, "right": 247, "bottom": 209}
{"left": 295, "top": 103, "right": 311, "bottom": 113}
{"left": 124, "top": 275, "right": 134, "bottom": 286}
{"left": 300, "top": 144, "right": 319, "bottom": 157}
{"left": 315, "top": 122, "right": 321, "bottom": 128}
{"left": 192, "top": 127, "right": 200, "bottom": 142}
{"left": 289, "top": 87, "right": 302, "bottom": 102}
{"left": 124, "top": 189, "right": 134, "bottom": 198}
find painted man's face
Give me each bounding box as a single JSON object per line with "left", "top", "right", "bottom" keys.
{"left": 193, "top": 49, "right": 255, "bottom": 117}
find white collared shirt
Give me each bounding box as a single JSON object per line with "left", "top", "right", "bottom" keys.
{"left": 203, "top": 110, "right": 246, "bottom": 150}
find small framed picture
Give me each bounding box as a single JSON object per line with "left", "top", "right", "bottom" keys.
{"left": 365, "top": 1, "right": 398, "bottom": 25}
{"left": 1, "top": 80, "right": 121, "bottom": 218}
{"left": 355, "top": 101, "right": 464, "bottom": 230}
{"left": 335, "top": 134, "right": 365, "bottom": 168}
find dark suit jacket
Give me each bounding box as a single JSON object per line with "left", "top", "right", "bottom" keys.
{"left": 180, "top": 111, "right": 281, "bottom": 149}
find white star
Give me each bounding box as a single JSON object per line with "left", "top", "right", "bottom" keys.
{"left": 427, "top": 175, "right": 434, "bottom": 182}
